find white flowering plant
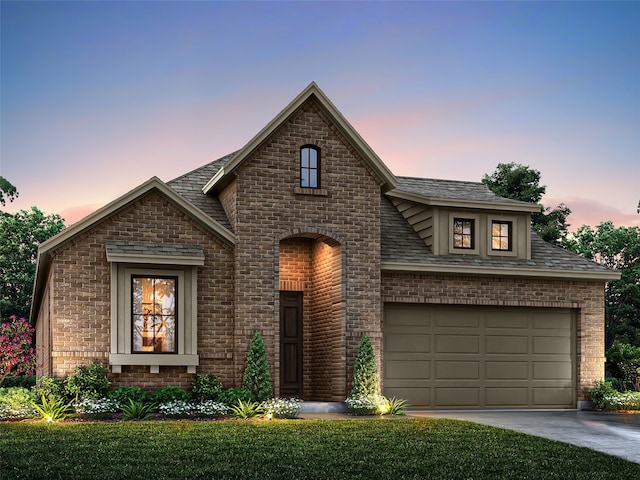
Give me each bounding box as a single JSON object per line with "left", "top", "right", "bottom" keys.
{"left": 263, "top": 398, "right": 302, "bottom": 419}
{"left": 0, "top": 404, "right": 37, "bottom": 420}
{"left": 601, "top": 392, "right": 640, "bottom": 411}
{"left": 75, "top": 397, "right": 121, "bottom": 418}
{"left": 158, "top": 400, "right": 229, "bottom": 418}
{"left": 345, "top": 394, "right": 385, "bottom": 415}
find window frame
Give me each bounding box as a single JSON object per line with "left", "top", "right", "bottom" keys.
{"left": 448, "top": 213, "right": 480, "bottom": 255}
{"left": 487, "top": 215, "right": 518, "bottom": 257}
{"left": 300, "top": 145, "right": 320, "bottom": 189}
{"left": 490, "top": 220, "right": 513, "bottom": 252}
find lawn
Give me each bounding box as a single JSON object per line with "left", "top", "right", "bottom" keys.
{"left": 1, "top": 418, "right": 638, "bottom": 479}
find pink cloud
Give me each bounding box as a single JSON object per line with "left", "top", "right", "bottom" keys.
{"left": 546, "top": 196, "right": 640, "bottom": 231}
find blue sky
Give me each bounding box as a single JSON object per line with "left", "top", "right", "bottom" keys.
{"left": 1, "top": 1, "right": 638, "bottom": 228}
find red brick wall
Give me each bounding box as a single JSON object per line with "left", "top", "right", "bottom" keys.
{"left": 45, "top": 191, "right": 235, "bottom": 392}
{"left": 226, "top": 99, "right": 384, "bottom": 397}
{"left": 381, "top": 273, "right": 606, "bottom": 401}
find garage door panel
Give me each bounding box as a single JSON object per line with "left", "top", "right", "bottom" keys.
{"left": 533, "top": 336, "right": 570, "bottom": 354}
{"left": 435, "top": 388, "right": 479, "bottom": 407}
{"left": 384, "top": 304, "right": 576, "bottom": 409}
{"left": 436, "top": 335, "right": 479, "bottom": 353}
{"left": 386, "top": 360, "right": 430, "bottom": 379}
{"left": 486, "top": 387, "right": 528, "bottom": 406}
{"left": 386, "top": 334, "right": 430, "bottom": 352}
{"left": 533, "top": 362, "right": 572, "bottom": 380}
{"left": 436, "top": 361, "right": 479, "bottom": 379}
{"left": 486, "top": 361, "right": 528, "bottom": 379}
{"left": 485, "top": 336, "right": 528, "bottom": 354}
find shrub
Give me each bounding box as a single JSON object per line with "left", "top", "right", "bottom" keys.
{"left": 263, "top": 398, "right": 302, "bottom": 419}
{"left": 32, "top": 395, "right": 73, "bottom": 422}
{"left": 230, "top": 399, "right": 264, "bottom": 419}
{"left": 350, "top": 334, "right": 381, "bottom": 398}
{"left": 33, "top": 375, "right": 65, "bottom": 402}
{"left": 108, "top": 386, "right": 150, "bottom": 405}
{"left": 380, "top": 396, "right": 409, "bottom": 415}
{"left": 217, "top": 387, "right": 254, "bottom": 407}
{"left": 606, "top": 342, "right": 640, "bottom": 391}
{"left": 242, "top": 332, "right": 273, "bottom": 402}
{"left": 151, "top": 385, "right": 189, "bottom": 404}
{"left": 157, "top": 400, "right": 228, "bottom": 418}
{"left": 345, "top": 394, "right": 384, "bottom": 415}
{"left": 191, "top": 374, "right": 223, "bottom": 402}
{"left": 65, "top": 361, "right": 111, "bottom": 400}
{"left": 590, "top": 380, "right": 621, "bottom": 409}
{"left": 75, "top": 398, "right": 121, "bottom": 418}
{"left": 0, "top": 316, "right": 37, "bottom": 385}
{"left": 2, "top": 375, "right": 36, "bottom": 389}
{"left": 121, "top": 399, "right": 155, "bottom": 420}
{"left": 0, "top": 387, "right": 37, "bottom": 420}
{"left": 600, "top": 391, "right": 640, "bottom": 411}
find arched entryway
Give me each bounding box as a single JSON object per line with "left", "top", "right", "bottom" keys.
{"left": 278, "top": 231, "right": 345, "bottom": 401}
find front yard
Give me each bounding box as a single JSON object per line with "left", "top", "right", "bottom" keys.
{"left": 1, "top": 418, "right": 638, "bottom": 479}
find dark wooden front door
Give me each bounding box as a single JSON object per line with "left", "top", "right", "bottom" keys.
{"left": 280, "top": 291, "right": 303, "bottom": 398}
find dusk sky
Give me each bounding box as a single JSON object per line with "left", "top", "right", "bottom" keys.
{"left": 1, "top": 1, "right": 638, "bottom": 230}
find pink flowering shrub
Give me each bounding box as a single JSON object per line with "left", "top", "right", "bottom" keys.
{"left": 0, "top": 315, "right": 36, "bottom": 386}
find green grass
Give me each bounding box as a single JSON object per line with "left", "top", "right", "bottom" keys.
{"left": 1, "top": 418, "right": 638, "bottom": 479}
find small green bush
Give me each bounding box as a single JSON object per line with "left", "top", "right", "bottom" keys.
{"left": 65, "top": 361, "right": 111, "bottom": 400}
{"left": 0, "top": 387, "right": 37, "bottom": 420}
{"left": 151, "top": 386, "right": 189, "bottom": 404}
{"left": 121, "top": 399, "right": 156, "bottom": 420}
{"left": 217, "top": 387, "right": 254, "bottom": 407}
{"left": 191, "top": 374, "right": 224, "bottom": 402}
{"left": 589, "top": 380, "right": 619, "bottom": 409}
{"left": 2, "top": 375, "right": 36, "bottom": 389}
{"left": 230, "top": 399, "right": 264, "bottom": 419}
{"left": 108, "top": 386, "right": 150, "bottom": 404}
{"left": 32, "top": 375, "right": 65, "bottom": 402}
{"left": 242, "top": 332, "right": 273, "bottom": 402}
{"left": 345, "top": 394, "right": 384, "bottom": 415}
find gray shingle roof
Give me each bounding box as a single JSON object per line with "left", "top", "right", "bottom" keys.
{"left": 105, "top": 241, "right": 204, "bottom": 259}
{"left": 395, "top": 176, "right": 533, "bottom": 206}
{"left": 167, "top": 153, "right": 236, "bottom": 230}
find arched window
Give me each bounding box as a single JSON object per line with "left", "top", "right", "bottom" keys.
{"left": 300, "top": 145, "right": 320, "bottom": 188}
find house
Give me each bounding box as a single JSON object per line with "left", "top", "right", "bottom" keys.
{"left": 31, "top": 83, "right": 619, "bottom": 409}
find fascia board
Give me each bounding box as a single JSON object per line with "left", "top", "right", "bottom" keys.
{"left": 203, "top": 82, "right": 397, "bottom": 194}
{"left": 386, "top": 190, "right": 542, "bottom": 213}
{"left": 380, "top": 261, "right": 622, "bottom": 282}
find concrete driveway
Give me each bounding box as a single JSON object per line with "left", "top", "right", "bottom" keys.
{"left": 407, "top": 410, "right": 640, "bottom": 464}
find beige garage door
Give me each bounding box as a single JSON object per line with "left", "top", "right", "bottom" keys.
{"left": 383, "top": 304, "right": 576, "bottom": 409}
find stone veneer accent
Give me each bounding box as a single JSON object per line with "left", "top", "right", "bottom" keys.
{"left": 381, "top": 272, "right": 605, "bottom": 401}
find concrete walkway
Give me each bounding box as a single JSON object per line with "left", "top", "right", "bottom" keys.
{"left": 407, "top": 410, "right": 640, "bottom": 464}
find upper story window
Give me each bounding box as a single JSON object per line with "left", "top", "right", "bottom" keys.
{"left": 132, "top": 275, "right": 177, "bottom": 354}
{"left": 453, "top": 218, "right": 475, "bottom": 249}
{"left": 491, "top": 221, "right": 512, "bottom": 251}
{"left": 300, "top": 145, "right": 320, "bottom": 188}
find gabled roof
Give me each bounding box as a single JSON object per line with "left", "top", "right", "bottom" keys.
{"left": 202, "top": 82, "right": 398, "bottom": 194}
{"left": 388, "top": 176, "right": 542, "bottom": 213}
{"left": 30, "top": 177, "right": 235, "bottom": 320}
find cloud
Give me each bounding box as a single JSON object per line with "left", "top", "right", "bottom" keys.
{"left": 59, "top": 204, "right": 102, "bottom": 226}
{"left": 546, "top": 196, "right": 640, "bottom": 230}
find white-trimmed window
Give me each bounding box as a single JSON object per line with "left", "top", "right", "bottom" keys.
{"left": 106, "top": 241, "right": 203, "bottom": 374}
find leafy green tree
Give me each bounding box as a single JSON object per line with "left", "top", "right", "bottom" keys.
{"left": 568, "top": 222, "right": 640, "bottom": 350}
{"left": 1, "top": 206, "right": 65, "bottom": 320}
{"left": 350, "top": 334, "right": 381, "bottom": 398}
{"left": 0, "top": 177, "right": 18, "bottom": 207}
{"left": 242, "top": 332, "right": 273, "bottom": 402}
{"left": 482, "top": 163, "right": 571, "bottom": 246}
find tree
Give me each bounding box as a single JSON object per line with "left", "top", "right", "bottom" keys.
{"left": 0, "top": 315, "right": 37, "bottom": 386}
{"left": 0, "top": 177, "right": 18, "bottom": 207}
{"left": 482, "top": 163, "right": 571, "bottom": 246}
{"left": 0, "top": 207, "right": 65, "bottom": 320}
{"left": 350, "top": 334, "right": 381, "bottom": 398}
{"left": 568, "top": 222, "right": 640, "bottom": 350}
{"left": 242, "top": 332, "right": 273, "bottom": 402}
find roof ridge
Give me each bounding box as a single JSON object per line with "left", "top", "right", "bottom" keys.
{"left": 397, "top": 175, "right": 486, "bottom": 186}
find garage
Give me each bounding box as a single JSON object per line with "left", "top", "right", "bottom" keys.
{"left": 383, "top": 304, "right": 576, "bottom": 409}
